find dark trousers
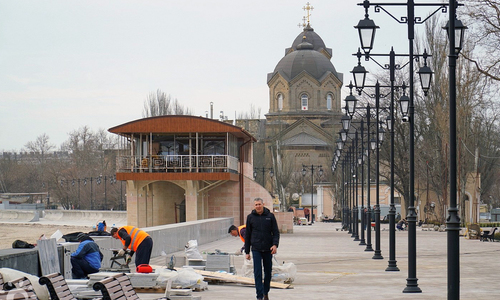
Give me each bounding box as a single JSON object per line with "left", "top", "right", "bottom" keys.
{"left": 71, "top": 256, "right": 99, "bottom": 279}
{"left": 252, "top": 250, "right": 273, "bottom": 299}
{"left": 135, "top": 236, "right": 153, "bottom": 266}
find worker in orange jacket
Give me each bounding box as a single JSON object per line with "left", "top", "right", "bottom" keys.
{"left": 228, "top": 224, "right": 246, "bottom": 254}
{"left": 111, "top": 226, "right": 153, "bottom": 266}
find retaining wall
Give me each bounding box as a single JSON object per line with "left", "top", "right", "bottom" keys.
{"left": 0, "top": 209, "right": 128, "bottom": 226}
{"left": 0, "top": 217, "right": 233, "bottom": 277}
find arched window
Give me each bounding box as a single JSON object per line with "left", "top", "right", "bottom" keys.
{"left": 301, "top": 94, "right": 308, "bottom": 110}
{"left": 277, "top": 94, "right": 283, "bottom": 111}
{"left": 326, "top": 93, "right": 333, "bottom": 110}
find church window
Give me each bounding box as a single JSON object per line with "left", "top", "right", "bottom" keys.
{"left": 277, "top": 94, "right": 283, "bottom": 111}
{"left": 326, "top": 93, "right": 333, "bottom": 110}
{"left": 301, "top": 94, "right": 308, "bottom": 110}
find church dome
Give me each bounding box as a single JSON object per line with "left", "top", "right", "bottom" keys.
{"left": 286, "top": 24, "right": 332, "bottom": 58}
{"left": 291, "top": 24, "right": 326, "bottom": 52}
{"left": 272, "top": 41, "right": 338, "bottom": 82}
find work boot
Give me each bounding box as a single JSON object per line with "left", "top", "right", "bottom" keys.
{"left": 264, "top": 295, "right": 269, "bottom": 300}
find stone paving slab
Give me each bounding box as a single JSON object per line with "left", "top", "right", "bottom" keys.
{"left": 146, "top": 222, "right": 500, "bottom": 300}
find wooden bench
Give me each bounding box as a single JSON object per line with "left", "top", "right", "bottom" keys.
{"left": 0, "top": 288, "right": 37, "bottom": 300}
{"left": 38, "top": 273, "right": 77, "bottom": 300}
{"left": 93, "top": 273, "right": 170, "bottom": 300}
{"left": 3, "top": 277, "right": 34, "bottom": 292}
{"left": 481, "top": 227, "right": 498, "bottom": 242}
{"left": 93, "top": 273, "right": 140, "bottom": 300}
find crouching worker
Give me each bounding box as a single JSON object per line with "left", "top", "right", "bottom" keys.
{"left": 71, "top": 233, "right": 103, "bottom": 279}
{"left": 228, "top": 224, "right": 246, "bottom": 254}
{"left": 96, "top": 220, "right": 107, "bottom": 232}
{"left": 110, "top": 226, "right": 153, "bottom": 266}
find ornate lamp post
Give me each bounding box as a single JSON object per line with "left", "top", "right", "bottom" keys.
{"left": 444, "top": 2, "right": 467, "bottom": 299}
{"left": 354, "top": 0, "right": 454, "bottom": 292}
{"left": 302, "top": 164, "right": 323, "bottom": 224}
{"left": 253, "top": 167, "right": 274, "bottom": 192}
{"left": 343, "top": 86, "right": 377, "bottom": 251}
{"left": 352, "top": 42, "right": 432, "bottom": 267}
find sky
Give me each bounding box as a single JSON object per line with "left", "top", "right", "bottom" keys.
{"left": 0, "top": 0, "right": 439, "bottom": 151}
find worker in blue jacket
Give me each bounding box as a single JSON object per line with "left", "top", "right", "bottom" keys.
{"left": 244, "top": 198, "right": 280, "bottom": 300}
{"left": 71, "top": 233, "right": 103, "bottom": 279}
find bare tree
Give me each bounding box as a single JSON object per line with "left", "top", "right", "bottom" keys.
{"left": 411, "top": 15, "right": 500, "bottom": 223}
{"left": 237, "top": 104, "right": 262, "bottom": 119}
{"left": 24, "top": 134, "right": 55, "bottom": 163}
{"left": 142, "top": 89, "right": 193, "bottom": 117}
{"left": 270, "top": 140, "right": 295, "bottom": 211}
{"left": 58, "top": 127, "right": 120, "bottom": 209}
{"left": 463, "top": 0, "right": 500, "bottom": 81}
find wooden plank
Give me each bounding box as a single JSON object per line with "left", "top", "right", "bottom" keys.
{"left": 193, "top": 270, "right": 291, "bottom": 289}
{"left": 38, "top": 239, "right": 60, "bottom": 275}
{"left": 134, "top": 287, "right": 165, "bottom": 294}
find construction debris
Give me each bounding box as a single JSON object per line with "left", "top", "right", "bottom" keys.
{"left": 192, "top": 270, "right": 292, "bottom": 289}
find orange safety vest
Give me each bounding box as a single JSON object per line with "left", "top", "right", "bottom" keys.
{"left": 238, "top": 225, "right": 246, "bottom": 243}
{"left": 118, "top": 226, "right": 149, "bottom": 251}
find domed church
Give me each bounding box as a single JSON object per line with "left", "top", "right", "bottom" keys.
{"left": 237, "top": 10, "right": 343, "bottom": 214}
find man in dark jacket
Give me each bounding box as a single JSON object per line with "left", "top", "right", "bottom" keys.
{"left": 245, "top": 198, "right": 280, "bottom": 300}
{"left": 71, "top": 233, "right": 103, "bottom": 279}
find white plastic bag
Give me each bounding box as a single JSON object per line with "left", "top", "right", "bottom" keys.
{"left": 155, "top": 267, "right": 179, "bottom": 286}
{"left": 272, "top": 261, "right": 297, "bottom": 283}
{"left": 271, "top": 257, "right": 296, "bottom": 283}
{"left": 173, "top": 268, "right": 203, "bottom": 288}
{"left": 184, "top": 240, "right": 203, "bottom": 260}
{"left": 0, "top": 268, "right": 49, "bottom": 300}
{"left": 241, "top": 256, "right": 297, "bottom": 283}
{"left": 241, "top": 257, "right": 254, "bottom": 278}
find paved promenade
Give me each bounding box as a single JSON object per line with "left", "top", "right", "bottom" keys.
{"left": 150, "top": 222, "right": 500, "bottom": 300}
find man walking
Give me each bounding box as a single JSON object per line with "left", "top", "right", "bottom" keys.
{"left": 111, "top": 226, "right": 153, "bottom": 266}
{"left": 245, "top": 198, "right": 280, "bottom": 300}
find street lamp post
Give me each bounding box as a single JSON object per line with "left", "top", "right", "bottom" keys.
{"left": 445, "top": 2, "right": 467, "bottom": 299}
{"left": 96, "top": 175, "right": 102, "bottom": 209}
{"left": 352, "top": 36, "right": 433, "bottom": 268}
{"left": 253, "top": 167, "right": 274, "bottom": 192}
{"left": 358, "top": 121, "right": 366, "bottom": 246}
{"left": 355, "top": 0, "right": 452, "bottom": 292}
{"left": 344, "top": 88, "right": 376, "bottom": 252}
{"left": 350, "top": 146, "right": 356, "bottom": 236}
{"left": 120, "top": 180, "right": 124, "bottom": 210}
{"left": 84, "top": 177, "right": 93, "bottom": 210}
{"left": 302, "top": 164, "right": 323, "bottom": 224}
{"left": 77, "top": 179, "right": 81, "bottom": 209}
{"left": 354, "top": 132, "right": 360, "bottom": 240}
{"left": 348, "top": 145, "right": 354, "bottom": 234}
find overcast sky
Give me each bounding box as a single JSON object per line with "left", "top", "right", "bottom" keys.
{"left": 0, "top": 0, "right": 436, "bottom": 151}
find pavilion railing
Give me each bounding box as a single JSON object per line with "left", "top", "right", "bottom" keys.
{"left": 116, "top": 155, "right": 239, "bottom": 173}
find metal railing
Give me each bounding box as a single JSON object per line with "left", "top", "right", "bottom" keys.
{"left": 116, "top": 155, "right": 239, "bottom": 173}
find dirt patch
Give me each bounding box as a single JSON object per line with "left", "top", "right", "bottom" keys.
{"left": 0, "top": 223, "right": 93, "bottom": 250}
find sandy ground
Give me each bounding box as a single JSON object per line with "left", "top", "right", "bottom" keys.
{"left": 0, "top": 223, "right": 93, "bottom": 249}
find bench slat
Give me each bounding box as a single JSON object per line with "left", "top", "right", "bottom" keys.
{"left": 0, "top": 288, "right": 37, "bottom": 300}
{"left": 93, "top": 273, "right": 141, "bottom": 300}
{"left": 39, "top": 273, "right": 77, "bottom": 300}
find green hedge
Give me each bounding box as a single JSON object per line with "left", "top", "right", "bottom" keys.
{"left": 478, "top": 222, "right": 500, "bottom": 227}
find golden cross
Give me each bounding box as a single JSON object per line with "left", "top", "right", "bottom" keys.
{"left": 297, "top": 16, "right": 307, "bottom": 29}
{"left": 303, "top": 2, "right": 314, "bottom": 24}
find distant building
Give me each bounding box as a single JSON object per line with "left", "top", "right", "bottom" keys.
{"left": 108, "top": 115, "right": 273, "bottom": 227}
{"left": 236, "top": 22, "right": 344, "bottom": 219}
